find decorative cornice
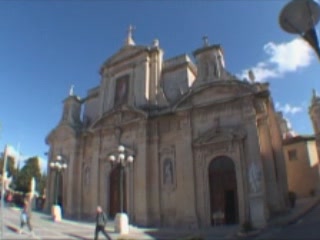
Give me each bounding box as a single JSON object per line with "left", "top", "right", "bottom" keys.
{"left": 193, "top": 127, "right": 246, "bottom": 147}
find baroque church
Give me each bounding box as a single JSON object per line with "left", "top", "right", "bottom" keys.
{"left": 45, "top": 28, "right": 289, "bottom": 228}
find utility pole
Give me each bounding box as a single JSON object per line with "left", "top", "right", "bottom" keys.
{"left": 0, "top": 144, "right": 8, "bottom": 239}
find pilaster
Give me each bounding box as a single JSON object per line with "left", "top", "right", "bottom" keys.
{"left": 146, "top": 121, "right": 161, "bottom": 225}
{"left": 244, "top": 113, "right": 268, "bottom": 228}
{"left": 133, "top": 120, "right": 148, "bottom": 226}
{"left": 257, "top": 115, "right": 281, "bottom": 213}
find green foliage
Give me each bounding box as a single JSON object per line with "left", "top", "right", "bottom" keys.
{"left": 15, "top": 157, "right": 42, "bottom": 193}
{"left": 0, "top": 155, "right": 18, "bottom": 178}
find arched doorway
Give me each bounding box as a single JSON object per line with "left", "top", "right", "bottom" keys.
{"left": 109, "top": 165, "right": 127, "bottom": 219}
{"left": 209, "top": 156, "right": 238, "bottom": 226}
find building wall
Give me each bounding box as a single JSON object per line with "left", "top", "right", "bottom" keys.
{"left": 284, "top": 140, "right": 320, "bottom": 198}
{"left": 46, "top": 40, "right": 289, "bottom": 229}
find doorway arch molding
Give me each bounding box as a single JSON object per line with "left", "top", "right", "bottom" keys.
{"left": 194, "top": 141, "right": 247, "bottom": 227}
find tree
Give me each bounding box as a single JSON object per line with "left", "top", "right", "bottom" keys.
{"left": 15, "top": 157, "right": 41, "bottom": 193}
{"left": 0, "top": 155, "right": 17, "bottom": 176}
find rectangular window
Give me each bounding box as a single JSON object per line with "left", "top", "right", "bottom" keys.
{"left": 288, "top": 149, "right": 298, "bottom": 161}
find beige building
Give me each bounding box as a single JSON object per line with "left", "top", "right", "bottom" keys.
{"left": 282, "top": 135, "right": 320, "bottom": 198}
{"left": 45, "top": 31, "right": 289, "bottom": 228}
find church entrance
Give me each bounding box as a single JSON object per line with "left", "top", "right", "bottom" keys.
{"left": 109, "top": 165, "right": 127, "bottom": 219}
{"left": 209, "top": 156, "right": 238, "bottom": 226}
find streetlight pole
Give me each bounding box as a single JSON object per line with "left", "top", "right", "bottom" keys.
{"left": 0, "top": 145, "right": 8, "bottom": 239}
{"left": 279, "top": 0, "right": 320, "bottom": 59}
{"left": 108, "top": 145, "right": 134, "bottom": 234}
{"left": 49, "top": 155, "right": 67, "bottom": 222}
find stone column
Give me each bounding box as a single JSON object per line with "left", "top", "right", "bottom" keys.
{"left": 175, "top": 118, "right": 198, "bottom": 228}
{"left": 88, "top": 135, "right": 101, "bottom": 217}
{"left": 193, "top": 148, "right": 206, "bottom": 227}
{"left": 244, "top": 114, "right": 268, "bottom": 228}
{"left": 257, "top": 115, "right": 281, "bottom": 213}
{"left": 146, "top": 121, "right": 161, "bottom": 225}
{"left": 268, "top": 106, "right": 289, "bottom": 210}
{"left": 64, "top": 140, "right": 78, "bottom": 218}
{"left": 133, "top": 121, "right": 149, "bottom": 226}
{"left": 236, "top": 141, "right": 249, "bottom": 226}
{"left": 44, "top": 148, "right": 54, "bottom": 213}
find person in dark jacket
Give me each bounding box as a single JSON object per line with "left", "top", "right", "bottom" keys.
{"left": 94, "top": 206, "right": 111, "bottom": 240}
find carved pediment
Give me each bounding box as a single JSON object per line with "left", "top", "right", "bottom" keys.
{"left": 101, "top": 45, "right": 148, "bottom": 69}
{"left": 174, "top": 80, "right": 254, "bottom": 111}
{"left": 91, "top": 106, "right": 147, "bottom": 130}
{"left": 193, "top": 127, "right": 246, "bottom": 146}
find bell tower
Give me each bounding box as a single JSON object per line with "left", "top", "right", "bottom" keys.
{"left": 192, "top": 36, "right": 227, "bottom": 87}
{"left": 309, "top": 89, "right": 320, "bottom": 153}
{"left": 60, "top": 85, "right": 82, "bottom": 127}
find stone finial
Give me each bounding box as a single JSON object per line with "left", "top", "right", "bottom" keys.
{"left": 202, "top": 36, "right": 209, "bottom": 47}
{"left": 313, "top": 88, "right": 317, "bottom": 98}
{"left": 248, "top": 70, "right": 255, "bottom": 83}
{"left": 153, "top": 39, "right": 159, "bottom": 47}
{"left": 69, "top": 85, "right": 74, "bottom": 96}
{"left": 125, "top": 25, "right": 135, "bottom": 46}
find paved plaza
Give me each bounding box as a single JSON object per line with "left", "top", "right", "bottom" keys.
{"left": 1, "top": 206, "right": 238, "bottom": 240}
{"left": 1, "top": 196, "right": 319, "bottom": 240}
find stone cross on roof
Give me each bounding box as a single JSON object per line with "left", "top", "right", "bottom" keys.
{"left": 202, "top": 36, "right": 209, "bottom": 47}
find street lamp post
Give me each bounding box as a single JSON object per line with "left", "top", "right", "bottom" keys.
{"left": 49, "top": 155, "right": 67, "bottom": 222}
{"left": 279, "top": 0, "right": 320, "bottom": 59}
{"left": 108, "top": 145, "right": 134, "bottom": 235}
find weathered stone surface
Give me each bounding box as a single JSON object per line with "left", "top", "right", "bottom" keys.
{"left": 45, "top": 37, "right": 288, "bottom": 229}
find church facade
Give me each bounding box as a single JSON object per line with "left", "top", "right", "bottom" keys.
{"left": 45, "top": 31, "right": 289, "bottom": 228}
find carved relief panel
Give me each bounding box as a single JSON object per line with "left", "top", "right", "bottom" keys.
{"left": 159, "top": 146, "right": 176, "bottom": 192}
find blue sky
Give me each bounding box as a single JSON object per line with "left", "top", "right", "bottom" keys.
{"left": 1, "top": 0, "right": 320, "bottom": 169}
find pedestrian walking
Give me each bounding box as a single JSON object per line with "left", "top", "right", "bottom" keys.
{"left": 94, "top": 206, "right": 111, "bottom": 240}
{"left": 19, "top": 197, "right": 34, "bottom": 237}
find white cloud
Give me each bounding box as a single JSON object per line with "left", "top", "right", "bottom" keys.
{"left": 276, "top": 102, "right": 303, "bottom": 115}
{"left": 238, "top": 38, "right": 314, "bottom": 82}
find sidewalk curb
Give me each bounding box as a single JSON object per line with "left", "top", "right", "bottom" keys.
{"left": 271, "top": 196, "right": 320, "bottom": 228}
{"left": 285, "top": 197, "right": 320, "bottom": 226}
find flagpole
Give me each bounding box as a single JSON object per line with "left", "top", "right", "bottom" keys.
{"left": 1, "top": 144, "right": 8, "bottom": 239}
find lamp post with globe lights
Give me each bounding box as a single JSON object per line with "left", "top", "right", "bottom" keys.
{"left": 279, "top": 0, "right": 320, "bottom": 59}
{"left": 49, "top": 154, "right": 67, "bottom": 222}
{"left": 108, "top": 145, "right": 134, "bottom": 235}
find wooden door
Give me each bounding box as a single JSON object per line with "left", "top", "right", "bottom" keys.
{"left": 109, "top": 165, "right": 127, "bottom": 219}
{"left": 209, "top": 156, "right": 238, "bottom": 226}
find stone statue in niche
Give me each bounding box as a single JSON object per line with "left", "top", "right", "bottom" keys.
{"left": 248, "top": 162, "right": 262, "bottom": 193}
{"left": 163, "top": 158, "right": 174, "bottom": 185}
{"left": 114, "top": 75, "right": 129, "bottom": 106}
